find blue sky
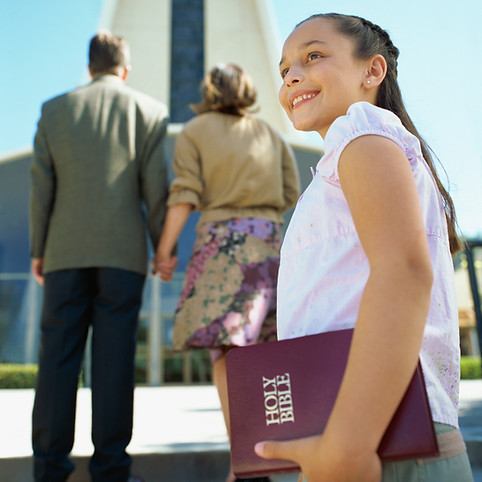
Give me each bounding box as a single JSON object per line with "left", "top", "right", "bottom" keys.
{"left": 2, "top": 0, "right": 481, "bottom": 237}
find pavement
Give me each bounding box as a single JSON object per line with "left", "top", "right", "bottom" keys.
{"left": 0, "top": 380, "right": 481, "bottom": 482}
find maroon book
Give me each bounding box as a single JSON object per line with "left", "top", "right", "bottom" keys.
{"left": 226, "top": 328, "right": 438, "bottom": 478}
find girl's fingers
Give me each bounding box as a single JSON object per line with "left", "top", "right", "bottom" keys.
{"left": 254, "top": 438, "right": 304, "bottom": 463}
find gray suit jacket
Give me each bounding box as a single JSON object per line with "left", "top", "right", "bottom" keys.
{"left": 30, "top": 74, "right": 169, "bottom": 275}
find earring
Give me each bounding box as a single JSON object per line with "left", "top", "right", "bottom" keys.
{"left": 367, "top": 80, "right": 371, "bottom": 84}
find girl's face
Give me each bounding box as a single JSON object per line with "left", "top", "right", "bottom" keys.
{"left": 279, "top": 18, "right": 372, "bottom": 138}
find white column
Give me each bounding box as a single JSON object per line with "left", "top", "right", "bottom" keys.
{"left": 25, "top": 274, "right": 39, "bottom": 364}
{"left": 148, "top": 275, "right": 163, "bottom": 385}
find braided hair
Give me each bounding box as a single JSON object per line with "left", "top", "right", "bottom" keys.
{"left": 296, "top": 13, "right": 461, "bottom": 254}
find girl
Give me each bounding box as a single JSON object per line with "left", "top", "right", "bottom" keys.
{"left": 254, "top": 13, "right": 473, "bottom": 482}
{"left": 154, "top": 63, "right": 300, "bottom": 482}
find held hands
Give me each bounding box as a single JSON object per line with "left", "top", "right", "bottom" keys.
{"left": 254, "top": 433, "right": 382, "bottom": 482}
{"left": 152, "top": 252, "right": 178, "bottom": 282}
{"left": 152, "top": 203, "right": 192, "bottom": 282}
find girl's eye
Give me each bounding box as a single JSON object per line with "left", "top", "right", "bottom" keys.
{"left": 307, "top": 52, "right": 322, "bottom": 61}
{"left": 280, "top": 67, "right": 289, "bottom": 79}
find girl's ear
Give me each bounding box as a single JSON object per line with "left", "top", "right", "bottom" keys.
{"left": 365, "top": 54, "right": 387, "bottom": 88}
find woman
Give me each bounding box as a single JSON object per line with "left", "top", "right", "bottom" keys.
{"left": 154, "top": 63, "right": 300, "bottom": 482}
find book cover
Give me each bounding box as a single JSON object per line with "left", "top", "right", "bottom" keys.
{"left": 226, "top": 328, "right": 438, "bottom": 478}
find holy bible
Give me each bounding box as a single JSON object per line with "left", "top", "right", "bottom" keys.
{"left": 226, "top": 328, "right": 438, "bottom": 478}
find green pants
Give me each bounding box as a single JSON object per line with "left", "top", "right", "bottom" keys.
{"left": 382, "top": 423, "right": 473, "bottom": 482}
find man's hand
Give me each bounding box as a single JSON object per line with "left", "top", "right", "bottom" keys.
{"left": 32, "top": 258, "right": 45, "bottom": 286}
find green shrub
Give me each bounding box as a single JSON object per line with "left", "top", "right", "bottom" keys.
{"left": 460, "top": 356, "right": 482, "bottom": 379}
{"left": 0, "top": 363, "right": 38, "bottom": 388}
{"left": 1, "top": 356, "right": 478, "bottom": 388}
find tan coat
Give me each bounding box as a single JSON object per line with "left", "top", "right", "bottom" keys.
{"left": 168, "top": 111, "right": 300, "bottom": 226}
{"left": 30, "top": 74, "right": 169, "bottom": 275}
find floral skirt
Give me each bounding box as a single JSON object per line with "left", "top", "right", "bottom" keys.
{"left": 172, "top": 218, "right": 281, "bottom": 351}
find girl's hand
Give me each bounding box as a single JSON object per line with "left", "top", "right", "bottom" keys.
{"left": 255, "top": 434, "right": 382, "bottom": 482}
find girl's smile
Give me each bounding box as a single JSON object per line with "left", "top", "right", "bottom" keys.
{"left": 290, "top": 90, "right": 319, "bottom": 109}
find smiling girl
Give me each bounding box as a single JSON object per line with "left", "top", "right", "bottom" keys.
{"left": 254, "top": 13, "right": 473, "bottom": 482}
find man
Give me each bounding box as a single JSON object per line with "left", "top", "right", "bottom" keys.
{"left": 30, "top": 31, "right": 169, "bottom": 482}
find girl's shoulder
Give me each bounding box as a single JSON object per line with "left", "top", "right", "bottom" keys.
{"left": 324, "top": 102, "right": 419, "bottom": 159}
{"left": 317, "top": 102, "right": 422, "bottom": 182}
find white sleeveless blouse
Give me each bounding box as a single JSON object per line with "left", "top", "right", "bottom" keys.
{"left": 277, "top": 102, "right": 460, "bottom": 427}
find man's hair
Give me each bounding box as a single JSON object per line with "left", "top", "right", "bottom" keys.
{"left": 89, "top": 30, "right": 130, "bottom": 76}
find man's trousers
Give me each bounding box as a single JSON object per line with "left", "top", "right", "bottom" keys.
{"left": 32, "top": 267, "right": 145, "bottom": 482}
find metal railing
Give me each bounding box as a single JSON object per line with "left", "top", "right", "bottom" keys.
{"left": 464, "top": 241, "right": 482, "bottom": 359}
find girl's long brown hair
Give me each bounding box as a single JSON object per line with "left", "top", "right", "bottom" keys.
{"left": 298, "top": 13, "right": 461, "bottom": 254}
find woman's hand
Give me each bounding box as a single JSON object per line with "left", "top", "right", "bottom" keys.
{"left": 255, "top": 433, "right": 382, "bottom": 482}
